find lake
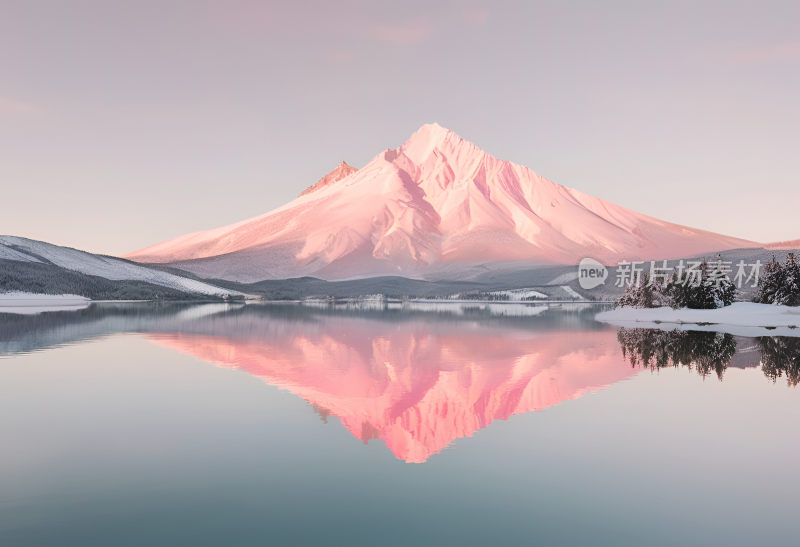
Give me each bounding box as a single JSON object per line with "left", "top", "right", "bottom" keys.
{"left": 0, "top": 302, "right": 798, "bottom": 546}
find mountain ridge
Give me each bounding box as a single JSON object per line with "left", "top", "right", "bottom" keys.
{"left": 766, "top": 239, "right": 800, "bottom": 250}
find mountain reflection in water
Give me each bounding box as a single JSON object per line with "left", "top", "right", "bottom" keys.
{"left": 143, "top": 304, "right": 634, "bottom": 463}
{"left": 149, "top": 325, "right": 632, "bottom": 463}
{"left": 0, "top": 302, "right": 797, "bottom": 462}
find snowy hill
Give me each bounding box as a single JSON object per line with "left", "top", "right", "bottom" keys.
{"left": 0, "top": 236, "right": 242, "bottom": 299}
{"left": 126, "top": 123, "right": 758, "bottom": 282}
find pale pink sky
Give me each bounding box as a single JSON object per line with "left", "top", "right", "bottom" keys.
{"left": 1, "top": 0, "right": 798, "bottom": 255}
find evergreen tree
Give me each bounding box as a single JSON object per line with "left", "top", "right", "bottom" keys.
{"left": 664, "top": 271, "right": 690, "bottom": 309}
{"left": 665, "top": 261, "right": 717, "bottom": 309}
{"left": 618, "top": 258, "right": 742, "bottom": 310}
{"left": 705, "top": 258, "right": 736, "bottom": 307}
{"left": 754, "top": 254, "right": 799, "bottom": 306}
{"left": 754, "top": 256, "right": 783, "bottom": 304}
{"left": 774, "top": 253, "right": 800, "bottom": 306}
{"left": 617, "top": 273, "right": 668, "bottom": 308}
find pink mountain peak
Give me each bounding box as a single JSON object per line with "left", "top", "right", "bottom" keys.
{"left": 398, "top": 122, "right": 478, "bottom": 162}
{"left": 405, "top": 122, "right": 460, "bottom": 146}
{"left": 298, "top": 160, "right": 358, "bottom": 197}
{"left": 125, "top": 124, "right": 760, "bottom": 281}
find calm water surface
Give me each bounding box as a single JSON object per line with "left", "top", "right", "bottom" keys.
{"left": 0, "top": 302, "right": 798, "bottom": 546}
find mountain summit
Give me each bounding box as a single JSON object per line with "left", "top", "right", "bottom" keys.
{"left": 126, "top": 123, "right": 756, "bottom": 282}
{"left": 299, "top": 161, "right": 358, "bottom": 197}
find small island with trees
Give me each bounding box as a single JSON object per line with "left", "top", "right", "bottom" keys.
{"left": 596, "top": 254, "right": 800, "bottom": 330}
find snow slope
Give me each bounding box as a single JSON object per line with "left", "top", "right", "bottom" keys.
{"left": 0, "top": 236, "right": 241, "bottom": 297}
{"left": 126, "top": 123, "right": 758, "bottom": 282}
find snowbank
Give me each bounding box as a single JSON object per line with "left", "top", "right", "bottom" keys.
{"left": 596, "top": 302, "right": 800, "bottom": 337}
{"left": 0, "top": 292, "right": 91, "bottom": 315}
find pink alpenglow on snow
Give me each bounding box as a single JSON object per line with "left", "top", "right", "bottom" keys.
{"left": 298, "top": 161, "right": 358, "bottom": 197}
{"left": 126, "top": 124, "right": 757, "bottom": 282}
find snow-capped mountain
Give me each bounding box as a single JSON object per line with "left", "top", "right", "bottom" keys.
{"left": 126, "top": 123, "right": 757, "bottom": 282}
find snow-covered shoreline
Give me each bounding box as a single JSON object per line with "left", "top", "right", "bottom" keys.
{"left": 0, "top": 292, "right": 91, "bottom": 315}
{"left": 596, "top": 302, "right": 800, "bottom": 338}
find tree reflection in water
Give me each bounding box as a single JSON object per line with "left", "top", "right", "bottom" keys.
{"left": 759, "top": 336, "right": 800, "bottom": 387}
{"left": 618, "top": 327, "right": 800, "bottom": 387}
{"left": 617, "top": 328, "right": 737, "bottom": 380}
